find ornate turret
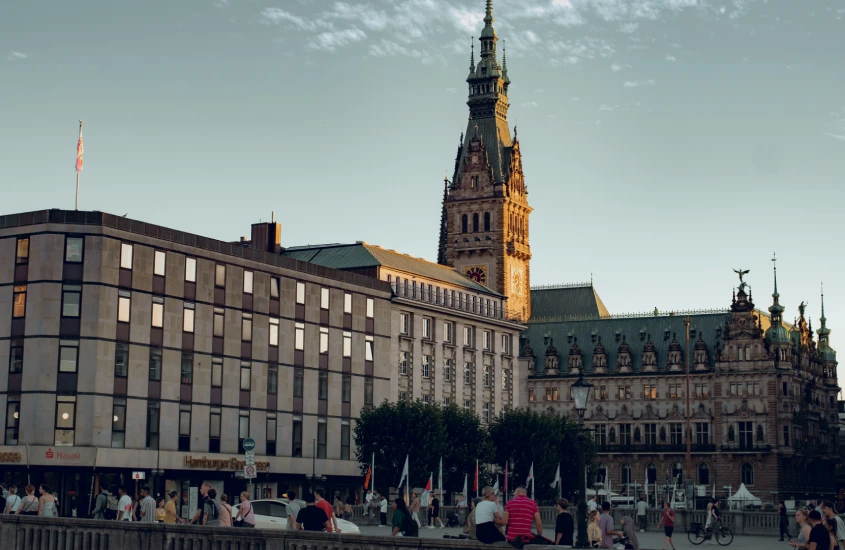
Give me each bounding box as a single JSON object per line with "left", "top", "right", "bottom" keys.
{"left": 544, "top": 336, "right": 560, "bottom": 376}
{"left": 567, "top": 337, "right": 582, "bottom": 374}
{"left": 817, "top": 286, "right": 836, "bottom": 364}
{"left": 766, "top": 254, "right": 790, "bottom": 345}
{"left": 693, "top": 333, "right": 710, "bottom": 371}
{"left": 642, "top": 335, "right": 658, "bottom": 372}
{"left": 617, "top": 335, "right": 632, "bottom": 373}
{"left": 667, "top": 333, "right": 683, "bottom": 371}
{"left": 593, "top": 337, "right": 608, "bottom": 373}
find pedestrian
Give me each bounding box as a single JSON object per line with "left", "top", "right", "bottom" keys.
{"left": 189, "top": 483, "right": 211, "bottom": 525}
{"left": 809, "top": 501, "right": 817, "bottom": 514}
{"left": 314, "top": 489, "right": 340, "bottom": 533}
{"left": 295, "top": 493, "right": 330, "bottom": 531}
{"left": 656, "top": 501, "right": 676, "bottom": 550}
{"left": 218, "top": 494, "right": 233, "bottom": 527}
{"left": 588, "top": 496, "right": 598, "bottom": 513}
{"left": 156, "top": 498, "right": 166, "bottom": 522}
{"left": 554, "top": 498, "right": 574, "bottom": 547}
{"left": 138, "top": 487, "right": 156, "bottom": 523}
{"left": 598, "top": 501, "right": 622, "bottom": 549}
{"left": 409, "top": 492, "right": 422, "bottom": 527}
{"left": 821, "top": 501, "right": 845, "bottom": 550}
{"left": 379, "top": 494, "right": 388, "bottom": 526}
{"left": 234, "top": 491, "right": 256, "bottom": 528}
{"left": 116, "top": 486, "right": 132, "bottom": 521}
{"left": 428, "top": 492, "right": 444, "bottom": 529}
{"left": 464, "top": 497, "right": 482, "bottom": 539}
{"left": 4, "top": 485, "right": 21, "bottom": 515}
{"left": 805, "top": 510, "right": 830, "bottom": 550}
{"left": 587, "top": 510, "right": 602, "bottom": 548}
{"left": 780, "top": 502, "right": 792, "bottom": 541}
{"left": 15, "top": 485, "right": 38, "bottom": 516}
{"left": 457, "top": 495, "right": 468, "bottom": 526}
{"left": 202, "top": 488, "right": 221, "bottom": 526}
{"left": 709, "top": 498, "right": 722, "bottom": 533}
{"left": 824, "top": 519, "right": 840, "bottom": 550}
{"left": 284, "top": 491, "right": 300, "bottom": 530}
{"left": 334, "top": 495, "right": 344, "bottom": 520}
{"left": 391, "top": 497, "right": 417, "bottom": 537}
{"left": 476, "top": 486, "right": 507, "bottom": 544}
{"left": 164, "top": 491, "right": 184, "bottom": 524}
{"left": 0, "top": 484, "right": 6, "bottom": 515}
{"left": 92, "top": 485, "right": 109, "bottom": 520}
{"left": 636, "top": 497, "right": 647, "bottom": 532}
{"left": 790, "top": 509, "right": 812, "bottom": 549}
{"left": 621, "top": 516, "right": 640, "bottom": 550}
{"left": 38, "top": 484, "right": 57, "bottom": 517}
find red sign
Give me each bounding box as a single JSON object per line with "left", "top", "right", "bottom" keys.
{"left": 46, "top": 448, "right": 54, "bottom": 459}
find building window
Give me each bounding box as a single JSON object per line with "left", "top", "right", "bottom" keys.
{"left": 65, "top": 236, "right": 84, "bottom": 263}
{"left": 61, "top": 285, "right": 82, "bottom": 318}
{"left": 483, "top": 331, "right": 491, "bottom": 350}
{"left": 117, "top": 291, "right": 131, "bottom": 323}
{"left": 399, "top": 352, "right": 409, "bottom": 375}
{"left": 444, "top": 397, "right": 452, "bottom": 406}
{"left": 738, "top": 421, "right": 753, "bottom": 449}
{"left": 185, "top": 257, "right": 196, "bottom": 282}
{"left": 238, "top": 410, "right": 250, "bottom": 446}
{"left": 365, "top": 335, "right": 374, "bottom": 361}
{"left": 502, "top": 334, "right": 510, "bottom": 354}
{"left": 621, "top": 463, "right": 632, "bottom": 485}
{"left": 483, "top": 366, "right": 490, "bottom": 387}
{"left": 317, "top": 418, "right": 328, "bottom": 458}
{"left": 645, "top": 424, "right": 657, "bottom": 445}
{"left": 5, "top": 398, "right": 20, "bottom": 444}
{"left": 464, "top": 362, "right": 472, "bottom": 384}
{"left": 484, "top": 212, "right": 491, "bottom": 232}
{"left": 594, "top": 424, "right": 607, "bottom": 446}
{"left": 114, "top": 343, "right": 128, "bottom": 377}
{"left": 243, "top": 271, "right": 254, "bottom": 294}
{"left": 266, "top": 413, "right": 277, "bottom": 456}
{"left": 269, "top": 318, "right": 279, "bottom": 347}
{"left": 618, "top": 385, "right": 632, "bottom": 399}
{"left": 422, "top": 318, "right": 432, "bottom": 339}
{"left": 339, "top": 419, "right": 352, "bottom": 460}
{"left": 15, "top": 237, "right": 30, "bottom": 264}
{"left": 180, "top": 352, "right": 193, "bottom": 384}
{"left": 695, "top": 383, "right": 709, "bottom": 398}
{"left": 423, "top": 394, "right": 431, "bottom": 404}
{"left": 270, "top": 277, "right": 279, "bottom": 299}
{"left": 752, "top": 381, "right": 761, "bottom": 396}
{"left": 644, "top": 384, "right": 657, "bottom": 399}
{"left": 464, "top": 400, "right": 471, "bottom": 410}
{"left": 670, "top": 423, "right": 683, "bottom": 445}
{"left": 215, "top": 264, "right": 226, "bottom": 287}
{"left": 295, "top": 323, "right": 304, "bottom": 351}
{"left": 111, "top": 398, "right": 126, "bottom": 448}
{"left": 464, "top": 326, "right": 473, "bottom": 347}
{"left": 212, "top": 308, "right": 224, "bottom": 337}
{"left": 344, "top": 293, "right": 352, "bottom": 314}
{"left": 179, "top": 404, "right": 191, "bottom": 452}
{"left": 9, "top": 340, "right": 24, "bottom": 374}
{"left": 669, "top": 384, "right": 682, "bottom": 398}
{"left": 319, "top": 327, "right": 329, "bottom": 354}
{"left": 319, "top": 372, "right": 328, "bottom": 400}
{"left": 364, "top": 377, "right": 374, "bottom": 406}
{"left": 461, "top": 214, "right": 468, "bottom": 233}
{"left": 58, "top": 340, "right": 79, "bottom": 373}
{"left": 343, "top": 331, "right": 352, "bottom": 357}
{"left": 320, "top": 287, "right": 330, "bottom": 310}
{"left": 695, "top": 423, "right": 710, "bottom": 445}
{"left": 342, "top": 374, "right": 352, "bottom": 403}
{"left": 296, "top": 282, "right": 305, "bottom": 304}
{"left": 400, "top": 313, "right": 410, "bottom": 335}
{"left": 444, "top": 322, "right": 453, "bottom": 343}
{"left": 240, "top": 362, "right": 251, "bottom": 391}
{"left": 120, "top": 243, "right": 133, "bottom": 270}
{"left": 594, "top": 386, "right": 608, "bottom": 400}
{"left": 422, "top": 355, "right": 431, "bottom": 378}
{"left": 472, "top": 213, "right": 479, "bottom": 232}
{"left": 620, "top": 424, "right": 632, "bottom": 445}
{"left": 209, "top": 408, "right": 221, "bottom": 453}
{"left": 294, "top": 368, "right": 303, "bottom": 398}
{"left": 55, "top": 396, "right": 76, "bottom": 446}
{"left": 183, "top": 303, "right": 195, "bottom": 332}
{"left": 268, "top": 366, "right": 278, "bottom": 394}
{"left": 12, "top": 286, "right": 26, "bottom": 318}
{"left": 292, "top": 416, "right": 303, "bottom": 457}
{"left": 151, "top": 296, "right": 164, "bottom": 328}
{"left": 366, "top": 298, "right": 374, "bottom": 318}
{"left": 211, "top": 358, "right": 223, "bottom": 388}
{"left": 698, "top": 463, "right": 710, "bottom": 485}
{"left": 242, "top": 313, "right": 253, "bottom": 341}
{"left": 444, "top": 359, "right": 452, "bottom": 382}
{"left": 154, "top": 250, "right": 166, "bottom": 277}
{"left": 502, "top": 369, "right": 510, "bottom": 391}
{"left": 740, "top": 463, "right": 754, "bottom": 485}
{"left": 149, "top": 347, "right": 162, "bottom": 381}
{"left": 671, "top": 463, "right": 684, "bottom": 484}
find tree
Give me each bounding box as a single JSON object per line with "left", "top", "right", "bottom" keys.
{"left": 489, "top": 408, "right": 597, "bottom": 504}
{"left": 440, "top": 404, "right": 493, "bottom": 494}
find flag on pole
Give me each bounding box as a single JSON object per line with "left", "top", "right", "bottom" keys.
{"left": 422, "top": 473, "right": 433, "bottom": 507}
{"left": 526, "top": 462, "right": 535, "bottom": 501}
{"left": 474, "top": 460, "right": 479, "bottom": 497}
{"left": 398, "top": 455, "right": 409, "bottom": 489}
{"left": 438, "top": 458, "right": 444, "bottom": 503}
{"left": 463, "top": 474, "right": 468, "bottom": 501}
{"left": 550, "top": 464, "right": 561, "bottom": 489}
{"left": 504, "top": 463, "right": 509, "bottom": 503}
{"left": 364, "top": 465, "right": 372, "bottom": 490}
{"left": 493, "top": 475, "right": 499, "bottom": 496}
{"left": 75, "top": 125, "right": 84, "bottom": 173}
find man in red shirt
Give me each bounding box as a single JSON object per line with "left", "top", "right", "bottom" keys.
{"left": 503, "top": 486, "right": 543, "bottom": 542}
{"left": 314, "top": 489, "right": 341, "bottom": 533}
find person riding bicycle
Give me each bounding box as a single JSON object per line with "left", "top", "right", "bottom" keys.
{"left": 706, "top": 500, "right": 722, "bottom": 535}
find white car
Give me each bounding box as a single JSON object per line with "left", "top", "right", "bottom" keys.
{"left": 232, "top": 499, "right": 360, "bottom": 533}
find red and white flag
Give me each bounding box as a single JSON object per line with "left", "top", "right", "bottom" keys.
{"left": 474, "top": 460, "right": 479, "bottom": 496}
{"left": 75, "top": 126, "right": 84, "bottom": 173}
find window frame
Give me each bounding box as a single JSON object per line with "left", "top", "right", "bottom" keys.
{"left": 320, "top": 287, "right": 329, "bottom": 310}
{"left": 183, "top": 303, "right": 195, "bottom": 333}
{"left": 213, "top": 307, "right": 224, "bottom": 338}
{"left": 117, "top": 291, "right": 131, "bottom": 324}
{"left": 366, "top": 298, "right": 374, "bottom": 318}
{"left": 151, "top": 296, "right": 164, "bottom": 328}
{"left": 269, "top": 318, "right": 280, "bottom": 347}
{"left": 243, "top": 270, "right": 254, "bottom": 294}
{"left": 342, "top": 374, "right": 352, "bottom": 403}
{"left": 292, "top": 416, "right": 303, "bottom": 457}
{"left": 111, "top": 397, "right": 126, "bottom": 449}
{"left": 54, "top": 395, "right": 77, "bottom": 447}
{"left": 340, "top": 420, "right": 351, "bottom": 460}
{"left": 211, "top": 358, "right": 223, "bottom": 388}
{"left": 12, "top": 285, "right": 27, "bottom": 318}
{"left": 58, "top": 339, "right": 79, "bottom": 373}
{"left": 240, "top": 362, "right": 251, "bottom": 391}
{"left": 317, "top": 418, "right": 327, "bottom": 459}
{"left": 9, "top": 340, "right": 24, "bottom": 374}
{"left": 5, "top": 398, "right": 20, "bottom": 445}
{"left": 343, "top": 331, "right": 352, "bottom": 357}
{"left": 65, "top": 236, "right": 84, "bottom": 263}
{"left": 153, "top": 250, "right": 166, "bottom": 277}
{"left": 120, "top": 243, "right": 133, "bottom": 270}
{"left": 114, "top": 342, "right": 129, "bottom": 377}
{"left": 185, "top": 257, "right": 197, "bottom": 282}
{"left": 296, "top": 282, "right": 306, "bottom": 305}
{"left": 295, "top": 322, "right": 305, "bottom": 351}
{"left": 318, "top": 372, "right": 328, "bottom": 400}
{"left": 149, "top": 347, "right": 163, "bottom": 381}
{"left": 365, "top": 335, "right": 374, "bottom": 362}
{"left": 180, "top": 352, "right": 193, "bottom": 384}
{"left": 15, "top": 237, "right": 30, "bottom": 265}
{"left": 241, "top": 313, "right": 253, "bottom": 342}
{"left": 215, "top": 264, "right": 226, "bottom": 288}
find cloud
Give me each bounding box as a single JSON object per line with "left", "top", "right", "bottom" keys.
{"left": 445, "top": 88, "right": 456, "bottom": 93}
{"left": 623, "top": 79, "right": 656, "bottom": 88}
{"left": 611, "top": 63, "right": 622, "bottom": 72}
{"left": 308, "top": 28, "right": 367, "bottom": 52}
{"left": 8, "top": 51, "right": 27, "bottom": 61}
{"left": 599, "top": 104, "right": 619, "bottom": 111}
{"left": 534, "top": 88, "right": 545, "bottom": 93}
{"left": 260, "top": 8, "right": 323, "bottom": 31}
{"left": 666, "top": 54, "right": 677, "bottom": 61}
{"left": 618, "top": 22, "right": 639, "bottom": 33}
{"left": 522, "top": 101, "right": 540, "bottom": 108}
{"left": 570, "top": 96, "right": 581, "bottom": 101}
{"left": 825, "top": 133, "right": 845, "bottom": 142}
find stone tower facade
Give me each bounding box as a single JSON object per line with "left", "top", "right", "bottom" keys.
{"left": 438, "top": 0, "right": 532, "bottom": 322}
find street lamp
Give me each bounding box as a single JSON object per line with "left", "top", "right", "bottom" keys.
{"left": 572, "top": 373, "right": 593, "bottom": 549}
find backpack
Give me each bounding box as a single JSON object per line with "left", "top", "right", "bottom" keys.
{"left": 402, "top": 511, "right": 419, "bottom": 537}
{"left": 104, "top": 493, "right": 119, "bottom": 520}
{"left": 207, "top": 499, "right": 220, "bottom": 521}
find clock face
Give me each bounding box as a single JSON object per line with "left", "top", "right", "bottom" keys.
{"left": 463, "top": 265, "right": 488, "bottom": 285}
{"left": 472, "top": 155, "right": 479, "bottom": 164}
{"left": 510, "top": 266, "right": 523, "bottom": 295}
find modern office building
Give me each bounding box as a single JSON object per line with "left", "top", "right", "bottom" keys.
{"left": 0, "top": 209, "right": 393, "bottom": 517}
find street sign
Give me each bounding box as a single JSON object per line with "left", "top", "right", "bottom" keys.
{"left": 245, "top": 450, "right": 255, "bottom": 460}
{"left": 132, "top": 471, "right": 146, "bottom": 480}
{"left": 245, "top": 456, "right": 255, "bottom": 466}
{"left": 244, "top": 465, "right": 257, "bottom": 479}
{"left": 242, "top": 438, "right": 256, "bottom": 452}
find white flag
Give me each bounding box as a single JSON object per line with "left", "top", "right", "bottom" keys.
{"left": 463, "top": 473, "right": 468, "bottom": 500}
{"left": 550, "top": 464, "right": 561, "bottom": 489}
{"left": 493, "top": 475, "right": 499, "bottom": 495}
{"left": 526, "top": 462, "right": 534, "bottom": 484}
{"left": 397, "top": 455, "right": 409, "bottom": 489}
{"left": 438, "top": 457, "right": 443, "bottom": 498}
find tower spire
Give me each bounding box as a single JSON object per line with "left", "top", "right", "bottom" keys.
{"left": 469, "top": 37, "right": 475, "bottom": 72}
{"left": 484, "top": 0, "right": 493, "bottom": 28}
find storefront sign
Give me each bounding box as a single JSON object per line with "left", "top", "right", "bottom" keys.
{"left": 0, "top": 452, "right": 22, "bottom": 463}
{"left": 183, "top": 456, "right": 269, "bottom": 472}
{"left": 45, "top": 448, "right": 83, "bottom": 464}
{"left": 132, "top": 471, "right": 146, "bottom": 480}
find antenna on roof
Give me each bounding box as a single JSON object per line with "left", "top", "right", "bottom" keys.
{"left": 271, "top": 211, "right": 275, "bottom": 223}
{"left": 591, "top": 273, "right": 593, "bottom": 287}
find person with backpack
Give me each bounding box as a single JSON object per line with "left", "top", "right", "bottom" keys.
{"left": 203, "top": 488, "right": 222, "bottom": 526}
{"left": 391, "top": 497, "right": 418, "bottom": 537}
{"left": 104, "top": 487, "right": 119, "bottom": 520}
{"left": 92, "top": 486, "right": 109, "bottom": 520}
{"left": 4, "top": 485, "right": 21, "bottom": 515}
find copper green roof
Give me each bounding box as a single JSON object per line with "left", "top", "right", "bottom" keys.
{"left": 530, "top": 284, "right": 610, "bottom": 320}
{"left": 282, "top": 242, "right": 503, "bottom": 297}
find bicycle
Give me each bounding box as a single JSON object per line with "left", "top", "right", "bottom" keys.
{"left": 687, "top": 521, "right": 734, "bottom": 546}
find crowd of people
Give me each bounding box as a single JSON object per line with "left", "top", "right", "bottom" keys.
{"left": 0, "top": 484, "right": 58, "bottom": 517}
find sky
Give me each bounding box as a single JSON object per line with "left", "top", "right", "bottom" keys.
{"left": 2, "top": 0, "right": 844, "bottom": 384}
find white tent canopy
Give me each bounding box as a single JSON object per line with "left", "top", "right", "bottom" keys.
{"left": 586, "top": 488, "right": 618, "bottom": 496}
{"left": 727, "top": 483, "right": 761, "bottom": 508}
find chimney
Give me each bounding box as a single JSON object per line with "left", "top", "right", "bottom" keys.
{"left": 250, "top": 212, "right": 282, "bottom": 254}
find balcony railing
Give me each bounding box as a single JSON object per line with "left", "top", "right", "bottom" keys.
{"left": 390, "top": 282, "right": 522, "bottom": 322}
{"left": 597, "top": 443, "right": 717, "bottom": 453}
{"left": 720, "top": 444, "right": 772, "bottom": 453}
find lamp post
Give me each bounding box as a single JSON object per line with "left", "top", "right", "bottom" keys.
{"left": 572, "top": 372, "right": 593, "bottom": 549}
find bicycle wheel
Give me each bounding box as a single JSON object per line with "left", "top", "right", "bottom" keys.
{"left": 716, "top": 526, "right": 734, "bottom": 546}
{"left": 688, "top": 528, "right": 707, "bottom": 545}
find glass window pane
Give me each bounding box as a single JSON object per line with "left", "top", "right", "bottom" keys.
{"left": 111, "top": 432, "right": 125, "bottom": 448}
{"left": 115, "top": 344, "right": 128, "bottom": 376}
{"left": 183, "top": 308, "right": 194, "bottom": 332}
{"left": 215, "top": 264, "right": 226, "bottom": 287}
{"left": 120, "top": 243, "right": 133, "bottom": 269}
{"left": 13, "top": 287, "right": 26, "bottom": 318}
{"left": 62, "top": 291, "right": 81, "bottom": 317}
{"left": 56, "top": 403, "right": 75, "bottom": 429}
{"left": 366, "top": 298, "right": 374, "bottom": 318}
{"left": 149, "top": 348, "right": 162, "bottom": 380}
{"left": 185, "top": 258, "right": 197, "bottom": 282}
{"left": 212, "top": 361, "right": 223, "bottom": 387}
{"left": 66, "top": 237, "right": 84, "bottom": 263}
{"left": 296, "top": 282, "right": 305, "bottom": 304}
{"left": 16, "top": 238, "right": 29, "bottom": 264}
{"left": 268, "top": 370, "right": 278, "bottom": 394}
{"left": 295, "top": 326, "right": 304, "bottom": 350}
{"left": 154, "top": 251, "right": 166, "bottom": 276}
{"left": 270, "top": 278, "right": 279, "bottom": 298}
{"left": 239, "top": 415, "right": 249, "bottom": 438}
{"left": 210, "top": 413, "right": 221, "bottom": 437}
{"left": 181, "top": 353, "right": 193, "bottom": 384}
{"left": 267, "top": 418, "right": 277, "bottom": 441}
{"left": 179, "top": 411, "right": 191, "bottom": 436}
{"left": 213, "top": 310, "right": 224, "bottom": 337}
{"left": 321, "top": 288, "right": 329, "bottom": 309}
{"left": 118, "top": 296, "right": 130, "bottom": 323}
{"left": 113, "top": 403, "right": 126, "bottom": 431}
{"left": 365, "top": 340, "right": 373, "bottom": 361}
{"left": 152, "top": 302, "right": 164, "bottom": 328}
{"left": 241, "top": 367, "right": 251, "bottom": 390}
{"left": 59, "top": 346, "right": 78, "bottom": 372}
{"left": 242, "top": 318, "right": 252, "bottom": 341}
{"left": 269, "top": 320, "right": 279, "bottom": 347}
{"left": 344, "top": 293, "right": 352, "bottom": 313}
{"left": 343, "top": 334, "right": 351, "bottom": 357}
{"left": 244, "top": 271, "right": 254, "bottom": 294}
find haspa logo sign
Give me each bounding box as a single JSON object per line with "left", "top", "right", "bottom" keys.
{"left": 45, "top": 448, "right": 82, "bottom": 463}
{"left": 46, "top": 448, "right": 54, "bottom": 458}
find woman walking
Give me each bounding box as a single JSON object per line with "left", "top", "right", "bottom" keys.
{"left": 656, "top": 501, "right": 676, "bottom": 550}
{"left": 156, "top": 498, "right": 166, "bottom": 522}
{"left": 38, "top": 484, "right": 57, "bottom": 517}
{"left": 779, "top": 502, "right": 791, "bottom": 541}
{"left": 554, "top": 498, "right": 574, "bottom": 547}
{"left": 789, "top": 509, "right": 812, "bottom": 549}
{"left": 16, "top": 485, "right": 39, "bottom": 516}
{"left": 235, "top": 491, "right": 256, "bottom": 528}
{"left": 587, "top": 510, "right": 602, "bottom": 548}
{"left": 621, "top": 516, "right": 640, "bottom": 550}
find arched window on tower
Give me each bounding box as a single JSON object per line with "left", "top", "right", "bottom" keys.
{"left": 698, "top": 463, "right": 710, "bottom": 485}
{"left": 472, "top": 213, "right": 479, "bottom": 232}
{"left": 740, "top": 463, "right": 754, "bottom": 485}
{"left": 621, "top": 463, "right": 632, "bottom": 485}
{"left": 461, "top": 214, "right": 468, "bottom": 234}
{"left": 484, "top": 212, "right": 491, "bottom": 232}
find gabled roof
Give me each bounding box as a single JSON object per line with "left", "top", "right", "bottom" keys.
{"left": 530, "top": 284, "right": 611, "bottom": 320}
{"left": 282, "top": 242, "right": 503, "bottom": 297}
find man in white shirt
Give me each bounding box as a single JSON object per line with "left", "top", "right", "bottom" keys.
{"left": 4, "top": 485, "right": 21, "bottom": 514}
{"left": 588, "top": 496, "right": 598, "bottom": 512}
{"left": 116, "top": 486, "right": 133, "bottom": 521}
{"left": 636, "top": 498, "right": 648, "bottom": 532}
{"left": 379, "top": 495, "right": 388, "bottom": 526}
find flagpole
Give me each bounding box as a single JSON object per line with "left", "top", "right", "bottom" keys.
{"left": 372, "top": 452, "right": 375, "bottom": 498}
{"left": 75, "top": 120, "right": 84, "bottom": 211}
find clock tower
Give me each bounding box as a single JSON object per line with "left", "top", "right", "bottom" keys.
{"left": 437, "top": 0, "right": 532, "bottom": 322}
